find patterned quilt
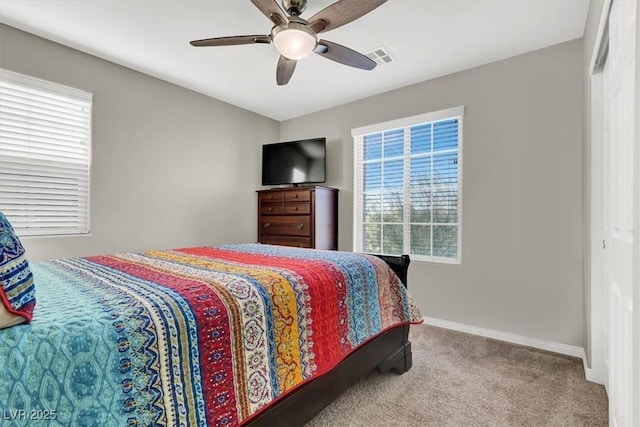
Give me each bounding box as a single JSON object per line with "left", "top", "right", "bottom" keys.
{"left": 0, "top": 243, "right": 422, "bottom": 426}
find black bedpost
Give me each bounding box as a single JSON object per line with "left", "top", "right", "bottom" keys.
{"left": 372, "top": 254, "right": 411, "bottom": 288}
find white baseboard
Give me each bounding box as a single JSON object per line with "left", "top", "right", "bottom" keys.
{"left": 582, "top": 353, "right": 594, "bottom": 382}
{"left": 422, "top": 316, "right": 592, "bottom": 378}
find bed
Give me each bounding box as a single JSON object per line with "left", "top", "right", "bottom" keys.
{"left": 0, "top": 242, "right": 422, "bottom": 426}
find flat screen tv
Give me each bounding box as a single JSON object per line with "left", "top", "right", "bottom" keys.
{"left": 262, "top": 138, "right": 326, "bottom": 186}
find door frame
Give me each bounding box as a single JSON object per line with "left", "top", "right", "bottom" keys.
{"left": 588, "top": 0, "right": 612, "bottom": 388}
{"left": 633, "top": 0, "right": 640, "bottom": 419}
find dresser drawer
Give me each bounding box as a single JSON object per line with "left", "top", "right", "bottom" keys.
{"left": 284, "top": 189, "right": 311, "bottom": 202}
{"left": 260, "top": 236, "right": 312, "bottom": 248}
{"left": 259, "top": 192, "right": 282, "bottom": 203}
{"left": 260, "top": 203, "right": 283, "bottom": 215}
{"left": 260, "top": 216, "right": 311, "bottom": 237}
{"left": 283, "top": 202, "right": 310, "bottom": 215}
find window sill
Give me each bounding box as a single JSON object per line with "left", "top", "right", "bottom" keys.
{"left": 21, "top": 233, "right": 93, "bottom": 239}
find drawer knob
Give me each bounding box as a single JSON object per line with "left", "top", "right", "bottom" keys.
{"left": 293, "top": 206, "right": 298, "bottom": 211}
{"left": 297, "top": 223, "right": 304, "bottom": 230}
{"left": 294, "top": 194, "right": 299, "bottom": 198}
{"left": 268, "top": 207, "right": 273, "bottom": 211}
{"left": 264, "top": 223, "right": 271, "bottom": 228}
{"left": 268, "top": 195, "right": 273, "bottom": 199}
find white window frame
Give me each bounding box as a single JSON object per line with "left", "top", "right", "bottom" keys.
{"left": 352, "top": 105, "right": 464, "bottom": 264}
{"left": 0, "top": 69, "right": 92, "bottom": 237}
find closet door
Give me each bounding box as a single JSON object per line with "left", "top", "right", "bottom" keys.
{"left": 603, "top": 0, "right": 636, "bottom": 425}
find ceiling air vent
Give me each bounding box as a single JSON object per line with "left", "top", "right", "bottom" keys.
{"left": 365, "top": 47, "right": 395, "bottom": 66}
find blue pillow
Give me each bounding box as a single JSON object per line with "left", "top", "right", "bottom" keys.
{"left": 0, "top": 211, "right": 36, "bottom": 328}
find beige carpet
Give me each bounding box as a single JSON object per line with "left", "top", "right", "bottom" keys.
{"left": 306, "top": 325, "right": 608, "bottom": 427}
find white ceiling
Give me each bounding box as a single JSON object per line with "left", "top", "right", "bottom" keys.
{"left": 0, "top": 0, "right": 589, "bottom": 121}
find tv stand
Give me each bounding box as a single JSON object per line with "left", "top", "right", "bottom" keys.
{"left": 257, "top": 186, "right": 338, "bottom": 249}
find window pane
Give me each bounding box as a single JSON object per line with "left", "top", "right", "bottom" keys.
{"left": 383, "top": 128, "right": 403, "bottom": 158}
{"left": 363, "top": 193, "right": 381, "bottom": 222}
{"left": 364, "top": 133, "right": 382, "bottom": 160}
{"left": 433, "top": 225, "right": 457, "bottom": 258}
{"left": 432, "top": 152, "right": 458, "bottom": 187}
{"left": 410, "top": 191, "right": 431, "bottom": 223}
{"left": 410, "top": 123, "right": 431, "bottom": 155}
{"left": 433, "top": 119, "right": 458, "bottom": 151}
{"left": 364, "top": 162, "right": 381, "bottom": 191}
{"left": 432, "top": 186, "right": 458, "bottom": 223}
{"left": 410, "top": 225, "right": 431, "bottom": 256}
{"left": 382, "top": 224, "right": 403, "bottom": 254}
{"left": 383, "top": 192, "right": 403, "bottom": 223}
{"left": 363, "top": 223, "right": 381, "bottom": 253}
{"left": 382, "top": 159, "right": 403, "bottom": 190}
{"left": 410, "top": 156, "right": 431, "bottom": 189}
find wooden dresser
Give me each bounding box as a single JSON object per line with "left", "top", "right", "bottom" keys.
{"left": 257, "top": 186, "right": 338, "bottom": 250}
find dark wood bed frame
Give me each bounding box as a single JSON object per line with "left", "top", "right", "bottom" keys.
{"left": 247, "top": 254, "right": 412, "bottom": 426}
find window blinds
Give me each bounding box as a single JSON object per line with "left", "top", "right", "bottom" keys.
{"left": 0, "top": 69, "right": 92, "bottom": 236}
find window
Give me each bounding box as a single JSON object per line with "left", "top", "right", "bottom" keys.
{"left": 352, "top": 106, "right": 463, "bottom": 263}
{"left": 0, "top": 69, "right": 92, "bottom": 236}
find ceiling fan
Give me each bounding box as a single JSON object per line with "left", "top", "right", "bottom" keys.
{"left": 190, "top": 0, "right": 387, "bottom": 85}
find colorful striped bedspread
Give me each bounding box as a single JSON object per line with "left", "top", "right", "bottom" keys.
{"left": 0, "top": 243, "right": 422, "bottom": 426}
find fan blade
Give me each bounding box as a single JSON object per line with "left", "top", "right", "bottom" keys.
{"left": 251, "top": 0, "right": 288, "bottom": 26}
{"left": 308, "top": 0, "right": 387, "bottom": 34}
{"left": 276, "top": 56, "right": 297, "bottom": 86}
{"left": 315, "top": 40, "right": 376, "bottom": 70}
{"left": 190, "top": 35, "right": 271, "bottom": 47}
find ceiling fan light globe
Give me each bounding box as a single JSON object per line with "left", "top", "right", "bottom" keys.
{"left": 272, "top": 24, "right": 317, "bottom": 60}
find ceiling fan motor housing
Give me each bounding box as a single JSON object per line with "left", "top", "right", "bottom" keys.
{"left": 282, "top": 0, "right": 307, "bottom": 16}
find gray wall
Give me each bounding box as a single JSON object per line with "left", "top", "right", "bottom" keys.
{"left": 280, "top": 40, "right": 584, "bottom": 347}
{"left": 0, "top": 23, "right": 280, "bottom": 260}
